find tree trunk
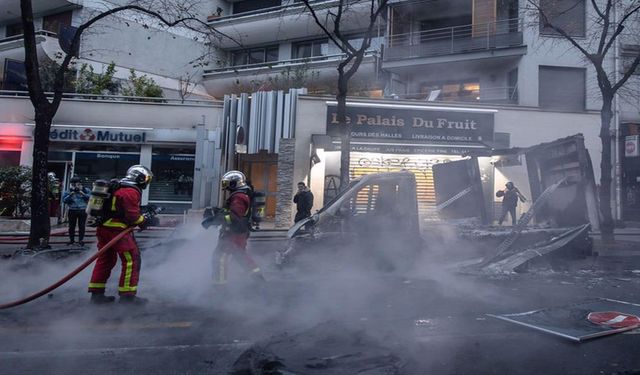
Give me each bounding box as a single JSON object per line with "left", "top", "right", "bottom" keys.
{"left": 337, "top": 69, "right": 350, "bottom": 190}
{"left": 598, "top": 99, "right": 615, "bottom": 240}
{"left": 27, "top": 111, "right": 53, "bottom": 249}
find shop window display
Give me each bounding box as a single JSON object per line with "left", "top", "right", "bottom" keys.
{"left": 149, "top": 150, "right": 195, "bottom": 206}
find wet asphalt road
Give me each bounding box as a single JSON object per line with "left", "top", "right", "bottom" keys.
{"left": 1, "top": 233, "right": 640, "bottom": 374}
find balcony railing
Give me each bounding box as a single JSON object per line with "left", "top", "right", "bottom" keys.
{"left": 0, "top": 90, "right": 217, "bottom": 106}
{"left": 385, "top": 18, "right": 524, "bottom": 61}
{"left": 207, "top": 0, "right": 338, "bottom": 23}
{"left": 203, "top": 50, "right": 378, "bottom": 76}
{"left": 395, "top": 86, "right": 519, "bottom": 105}
{"left": 0, "top": 30, "right": 57, "bottom": 46}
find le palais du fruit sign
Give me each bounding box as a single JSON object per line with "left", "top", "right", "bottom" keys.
{"left": 326, "top": 104, "right": 494, "bottom": 143}
{"left": 49, "top": 126, "right": 147, "bottom": 144}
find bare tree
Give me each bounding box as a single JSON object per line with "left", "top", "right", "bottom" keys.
{"left": 178, "top": 71, "right": 198, "bottom": 103}
{"left": 300, "top": 0, "right": 388, "bottom": 190}
{"left": 528, "top": 0, "right": 640, "bottom": 236}
{"left": 19, "top": 0, "right": 234, "bottom": 248}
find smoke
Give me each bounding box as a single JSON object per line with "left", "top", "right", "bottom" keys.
{"left": 0, "top": 218, "right": 579, "bottom": 374}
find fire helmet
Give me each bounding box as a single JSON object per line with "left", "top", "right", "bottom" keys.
{"left": 122, "top": 165, "right": 153, "bottom": 190}
{"left": 221, "top": 170, "right": 246, "bottom": 191}
{"left": 506, "top": 181, "right": 514, "bottom": 189}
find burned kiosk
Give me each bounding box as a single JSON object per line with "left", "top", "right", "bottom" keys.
{"left": 279, "top": 134, "right": 598, "bottom": 272}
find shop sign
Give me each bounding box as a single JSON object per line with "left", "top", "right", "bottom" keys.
{"left": 49, "top": 127, "right": 147, "bottom": 144}
{"left": 625, "top": 136, "right": 639, "bottom": 157}
{"left": 350, "top": 143, "right": 484, "bottom": 156}
{"left": 327, "top": 105, "right": 494, "bottom": 142}
{"left": 152, "top": 154, "right": 195, "bottom": 162}
{"left": 75, "top": 152, "right": 140, "bottom": 161}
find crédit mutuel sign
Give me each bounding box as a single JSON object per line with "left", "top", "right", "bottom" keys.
{"left": 49, "top": 126, "right": 147, "bottom": 143}
{"left": 326, "top": 105, "right": 494, "bottom": 142}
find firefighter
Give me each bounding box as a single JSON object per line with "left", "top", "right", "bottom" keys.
{"left": 497, "top": 181, "right": 527, "bottom": 226}
{"left": 88, "top": 165, "right": 156, "bottom": 305}
{"left": 213, "top": 170, "right": 265, "bottom": 285}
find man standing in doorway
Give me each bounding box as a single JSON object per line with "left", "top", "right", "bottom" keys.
{"left": 497, "top": 181, "right": 527, "bottom": 226}
{"left": 293, "top": 182, "right": 314, "bottom": 223}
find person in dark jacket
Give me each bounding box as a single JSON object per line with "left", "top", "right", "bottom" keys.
{"left": 293, "top": 182, "right": 314, "bottom": 223}
{"left": 63, "top": 176, "right": 91, "bottom": 246}
{"left": 497, "top": 181, "right": 527, "bottom": 226}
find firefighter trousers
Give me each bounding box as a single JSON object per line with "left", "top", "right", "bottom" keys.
{"left": 88, "top": 227, "right": 141, "bottom": 296}
{"left": 213, "top": 234, "right": 261, "bottom": 285}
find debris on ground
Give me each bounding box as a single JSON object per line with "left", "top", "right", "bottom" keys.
{"left": 231, "top": 321, "right": 407, "bottom": 374}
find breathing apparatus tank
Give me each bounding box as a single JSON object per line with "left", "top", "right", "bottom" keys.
{"left": 251, "top": 191, "right": 266, "bottom": 229}
{"left": 86, "top": 179, "right": 111, "bottom": 226}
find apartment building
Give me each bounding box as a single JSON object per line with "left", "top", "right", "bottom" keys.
{"left": 208, "top": 0, "right": 637, "bottom": 224}
{"left": 1, "top": 0, "right": 638, "bottom": 222}
{"left": 0, "top": 0, "right": 211, "bottom": 97}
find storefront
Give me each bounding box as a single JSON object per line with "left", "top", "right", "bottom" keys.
{"left": 42, "top": 125, "right": 196, "bottom": 214}
{"left": 321, "top": 103, "right": 496, "bottom": 222}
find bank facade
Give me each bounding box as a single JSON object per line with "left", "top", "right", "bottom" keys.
{"left": 0, "top": 95, "right": 221, "bottom": 214}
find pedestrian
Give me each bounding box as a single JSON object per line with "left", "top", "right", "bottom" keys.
{"left": 62, "top": 176, "right": 90, "bottom": 246}
{"left": 213, "top": 170, "right": 265, "bottom": 286}
{"left": 87, "top": 165, "right": 156, "bottom": 305}
{"left": 497, "top": 181, "right": 527, "bottom": 226}
{"left": 293, "top": 181, "right": 314, "bottom": 223}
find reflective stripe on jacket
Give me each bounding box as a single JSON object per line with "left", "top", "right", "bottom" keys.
{"left": 101, "top": 186, "right": 145, "bottom": 229}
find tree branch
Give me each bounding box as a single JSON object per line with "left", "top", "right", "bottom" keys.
{"left": 613, "top": 52, "right": 640, "bottom": 93}
{"left": 603, "top": 3, "right": 640, "bottom": 56}
{"left": 301, "top": 0, "right": 348, "bottom": 54}
{"left": 529, "top": 0, "right": 595, "bottom": 63}
{"left": 595, "top": 0, "right": 612, "bottom": 55}
{"left": 51, "top": 3, "right": 241, "bottom": 111}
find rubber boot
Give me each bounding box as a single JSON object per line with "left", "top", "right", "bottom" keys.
{"left": 90, "top": 292, "right": 116, "bottom": 304}
{"left": 119, "top": 295, "right": 148, "bottom": 305}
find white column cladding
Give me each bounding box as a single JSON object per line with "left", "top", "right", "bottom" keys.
{"left": 140, "top": 144, "right": 152, "bottom": 205}
{"left": 19, "top": 140, "right": 33, "bottom": 166}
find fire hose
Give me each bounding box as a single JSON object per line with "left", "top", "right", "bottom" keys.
{"left": 0, "top": 227, "right": 134, "bottom": 310}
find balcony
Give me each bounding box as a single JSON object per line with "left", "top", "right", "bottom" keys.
{"left": 0, "top": 0, "right": 79, "bottom": 23}
{"left": 207, "top": 0, "right": 374, "bottom": 48}
{"left": 383, "top": 18, "right": 526, "bottom": 68}
{"left": 396, "top": 86, "right": 519, "bottom": 105}
{"left": 202, "top": 51, "right": 379, "bottom": 97}
{"left": 0, "top": 31, "right": 63, "bottom": 86}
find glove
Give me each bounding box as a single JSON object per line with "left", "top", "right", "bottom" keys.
{"left": 201, "top": 207, "right": 223, "bottom": 229}
{"left": 139, "top": 214, "right": 160, "bottom": 231}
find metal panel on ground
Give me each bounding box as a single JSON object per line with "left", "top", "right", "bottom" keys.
{"left": 489, "top": 298, "right": 640, "bottom": 342}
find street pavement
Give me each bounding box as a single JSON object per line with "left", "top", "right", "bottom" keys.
{"left": 0, "top": 225, "right": 640, "bottom": 374}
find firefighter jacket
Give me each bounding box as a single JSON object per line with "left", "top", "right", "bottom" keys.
{"left": 101, "top": 186, "right": 145, "bottom": 229}
{"left": 223, "top": 190, "right": 251, "bottom": 235}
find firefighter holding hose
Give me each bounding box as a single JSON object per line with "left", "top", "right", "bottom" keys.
{"left": 87, "top": 165, "right": 157, "bottom": 305}
{"left": 212, "top": 170, "right": 265, "bottom": 285}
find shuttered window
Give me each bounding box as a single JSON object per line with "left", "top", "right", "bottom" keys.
{"left": 539, "top": 0, "right": 586, "bottom": 37}
{"left": 350, "top": 152, "right": 462, "bottom": 220}
{"left": 539, "top": 66, "right": 586, "bottom": 112}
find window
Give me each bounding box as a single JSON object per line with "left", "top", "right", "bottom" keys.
{"left": 539, "top": 0, "right": 585, "bottom": 37}
{"left": 539, "top": 66, "right": 586, "bottom": 111}
{"left": 292, "top": 39, "right": 328, "bottom": 59}
{"left": 43, "top": 11, "right": 73, "bottom": 34}
{"left": 232, "top": 46, "right": 279, "bottom": 66}
{"left": 419, "top": 80, "right": 480, "bottom": 102}
{"left": 507, "top": 68, "right": 519, "bottom": 102}
{"left": 233, "top": 0, "right": 281, "bottom": 14}
{"left": 5, "top": 23, "right": 23, "bottom": 37}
